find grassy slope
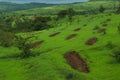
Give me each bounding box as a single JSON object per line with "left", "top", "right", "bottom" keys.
{"left": 11, "top": 1, "right": 116, "bottom": 15}
{"left": 0, "top": 13, "right": 120, "bottom": 80}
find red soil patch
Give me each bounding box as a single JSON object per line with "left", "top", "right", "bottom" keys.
{"left": 30, "top": 40, "right": 44, "bottom": 49}
{"left": 49, "top": 32, "right": 60, "bottom": 37}
{"left": 66, "top": 34, "right": 77, "bottom": 40}
{"left": 98, "top": 29, "right": 106, "bottom": 33}
{"left": 74, "top": 28, "right": 81, "bottom": 32}
{"left": 86, "top": 37, "right": 98, "bottom": 45}
{"left": 64, "top": 51, "right": 89, "bottom": 73}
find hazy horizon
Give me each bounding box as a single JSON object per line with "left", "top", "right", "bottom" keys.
{"left": 0, "top": 0, "right": 88, "bottom": 4}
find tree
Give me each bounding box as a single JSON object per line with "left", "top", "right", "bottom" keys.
{"left": 99, "top": 5, "right": 105, "bottom": 13}
{"left": 0, "top": 31, "right": 15, "bottom": 47}
{"left": 67, "top": 8, "right": 76, "bottom": 22}
{"left": 57, "top": 8, "right": 76, "bottom": 21}
{"left": 15, "top": 36, "right": 31, "bottom": 58}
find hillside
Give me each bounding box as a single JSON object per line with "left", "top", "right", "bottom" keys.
{"left": 11, "top": 1, "right": 118, "bottom": 16}
{"left": 0, "top": 13, "right": 120, "bottom": 80}
{"left": 0, "top": 2, "right": 55, "bottom": 12}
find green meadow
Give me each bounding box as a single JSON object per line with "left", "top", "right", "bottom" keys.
{"left": 0, "top": 0, "right": 120, "bottom": 80}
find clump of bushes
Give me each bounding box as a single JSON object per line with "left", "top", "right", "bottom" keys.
{"left": 99, "top": 5, "right": 105, "bottom": 13}
{"left": 57, "top": 8, "right": 76, "bottom": 22}
{"left": 15, "top": 36, "right": 31, "bottom": 58}
{"left": 105, "top": 41, "right": 115, "bottom": 49}
{"left": 0, "top": 30, "right": 15, "bottom": 47}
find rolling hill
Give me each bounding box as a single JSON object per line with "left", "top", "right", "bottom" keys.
{"left": 9, "top": 1, "right": 118, "bottom": 16}
{"left": 0, "top": 2, "right": 55, "bottom": 12}
{"left": 0, "top": 13, "right": 120, "bottom": 80}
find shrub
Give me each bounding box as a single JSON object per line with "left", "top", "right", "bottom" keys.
{"left": 15, "top": 36, "right": 31, "bottom": 58}
{"left": 118, "top": 24, "right": 120, "bottom": 33}
{"left": 99, "top": 5, "right": 105, "bottom": 13}
{"left": 112, "top": 48, "right": 120, "bottom": 63}
{"left": 0, "top": 31, "right": 15, "bottom": 47}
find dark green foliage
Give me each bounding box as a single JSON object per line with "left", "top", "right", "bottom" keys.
{"left": 0, "top": 31, "right": 15, "bottom": 47}
{"left": 105, "top": 41, "right": 115, "bottom": 49}
{"left": 15, "top": 36, "right": 31, "bottom": 58}
{"left": 112, "top": 47, "right": 120, "bottom": 63}
{"left": 57, "top": 8, "right": 76, "bottom": 21}
{"left": 118, "top": 24, "right": 120, "bottom": 33}
{"left": 0, "top": 2, "right": 55, "bottom": 12}
{"left": 99, "top": 5, "right": 105, "bottom": 13}
{"left": 33, "top": 16, "right": 52, "bottom": 31}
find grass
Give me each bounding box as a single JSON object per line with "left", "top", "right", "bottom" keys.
{"left": 0, "top": 13, "right": 120, "bottom": 80}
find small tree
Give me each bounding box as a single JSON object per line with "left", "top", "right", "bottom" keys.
{"left": 15, "top": 36, "right": 31, "bottom": 58}
{"left": 99, "top": 5, "right": 105, "bottom": 13}
{"left": 67, "top": 8, "right": 76, "bottom": 22}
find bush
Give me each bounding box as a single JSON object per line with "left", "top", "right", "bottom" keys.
{"left": 112, "top": 47, "right": 120, "bottom": 63}
{"left": 0, "top": 31, "right": 15, "bottom": 47}
{"left": 99, "top": 5, "right": 105, "bottom": 13}
{"left": 118, "top": 24, "right": 120, "bottom": 33}
{"left": 57, "top": 8, "right": 76, "bottom": 21}
{"left": 15, "top": 36, "right": 31, "bottom": 58}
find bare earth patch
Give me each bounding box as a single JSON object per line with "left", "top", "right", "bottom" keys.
{"left": 66, "top": 34, "right": 77, "bottom": 40}
{"left": 30, "top": 40, "right": 44, "bottom": 48}
{"left": 49, "top": 32, "right": 60, "bottom": 37}
{"left": 86, "top": 37, "right": 98, "bottom": 45}
{"left": 64, "top": 51, "right": 89, "bottom": 73}
{"left": 74, "top": 28, "right": 81, "bottom": 32}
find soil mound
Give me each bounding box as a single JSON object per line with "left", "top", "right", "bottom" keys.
{"left": 66, "top": 34, "right": 77, "bottom": 40}
{"left": 64, "top": 51, "right": 89, "bottom": 73}
{"left": 30, "top": 40, "right": 44, "bottom": 48}
{"left": 86, "top": 37, "right": 98, "bottom": 45}
{"left": 49, "top": 32, "right": 60, "bottom": 37}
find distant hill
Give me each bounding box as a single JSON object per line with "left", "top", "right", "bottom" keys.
{"left": 0, "top": 2, "right": 55, "bottom": 12}
{"left": 11, "top": 1, "right": 117, "bottom": 16}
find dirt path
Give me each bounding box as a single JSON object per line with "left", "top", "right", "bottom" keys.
{"left": 64, "top": 51, "right": 89, "bottom": 73}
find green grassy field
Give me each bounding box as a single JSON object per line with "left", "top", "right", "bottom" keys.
{"left": 0, "top": 12, "right": 120, "bottom": 80}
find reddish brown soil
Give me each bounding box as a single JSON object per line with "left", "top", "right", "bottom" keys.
{"left": 74, "top": 28, "right": 81, "bottom": 32}
{"left": 66, "top": 34, "right": 77, "bottom": 40}
{"left": 86, "top": 37, "right": 98, "bottom": 45}
{"left": 98, "top": 29, "right": 106, "bottom": 33}
{"left": 30, "top": 40, "right": 44, "bottom": 48}
{"left": 49, "top": 32, "right": 60, "bottom": 37}
{"left": 64, "top": 51, "right": 89, "bottom": 73}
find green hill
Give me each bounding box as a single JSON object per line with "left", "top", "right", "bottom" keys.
{"left": 0, "top": 13, "right": 120, "bottom": 80}
{"left": 0, "top": 2, "right": 55, "bottom": 12}
{"left": 10, "top": 1, "right": 118, "bottom": 16}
